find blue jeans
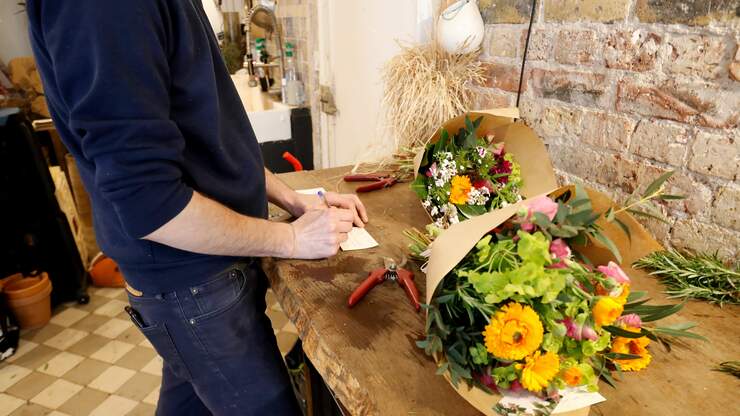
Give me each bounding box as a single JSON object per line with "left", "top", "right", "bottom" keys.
{"left": 126, "top": 261, "right": 300, "bottom": 416}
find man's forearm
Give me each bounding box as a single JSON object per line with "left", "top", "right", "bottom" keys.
{"left": 264, "top": 168, "right": 300, "bottom": 213}
{"left": 144, "top": 191, "right": 295, "bottom": 258}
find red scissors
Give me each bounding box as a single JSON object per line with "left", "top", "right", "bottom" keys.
{"left": 343, "top": 174, "right": 398, "bottom": 192}
{"left": 348, "top": 257, "right": 420, "bottom": 312}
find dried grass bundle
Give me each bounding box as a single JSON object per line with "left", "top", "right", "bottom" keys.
{"left": 382, "top": 42, "right": 486, "bottom": 154}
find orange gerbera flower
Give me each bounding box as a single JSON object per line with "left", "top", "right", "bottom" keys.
{"left": 562, "top": 366, "right": 583, "bottom": 386}
{"left": 520, "top": 351, "right": 560, "bottom": 392}
{"left": 592, "top": 297, "right": 624, "bottom": 327}
{"left": 610, "top": 327, "right": 652, "bottom": 371}
{"left": 449, "top": 175, "right": 472, "bottom": 205}
{"left": 483, "top": 303, "right": 543, "bottom": 360}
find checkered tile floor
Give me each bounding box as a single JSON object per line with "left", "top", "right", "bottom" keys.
{"left": 0, "top": 287, "right": 299, "bottom": 416}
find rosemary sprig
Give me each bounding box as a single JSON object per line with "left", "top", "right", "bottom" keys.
{"left": 633, "top": 249, "right": 740, "bottom": 306}
{"left": 713, "top": 361, "right": 740, "bottom": 378}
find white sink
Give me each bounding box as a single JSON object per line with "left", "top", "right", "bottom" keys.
{"left": 231, "top": 75, "right": 292, "bottom": 143}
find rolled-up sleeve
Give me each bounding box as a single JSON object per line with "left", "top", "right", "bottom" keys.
{"left": 41, "top": 0, "right": 193, "bottom": 238}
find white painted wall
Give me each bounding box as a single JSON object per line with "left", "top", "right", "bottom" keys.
{"left": 320, "top": 0, "right": 434, "bottom": 167}
{"left": 0, "top": 2, "right": 33, "bottom": 64}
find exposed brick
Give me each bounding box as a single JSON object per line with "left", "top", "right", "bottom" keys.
{"left": 555, "top": 30, "right": 602, "bottom": 65}
{"left": 712, "top": 184, "right": 740, "bottom": 231}
{"left": 667, "top": 34, "right": 729, "bottom": 79}
{"left": 544, "top": 0, "right": 630, "bottom": 23}
{"left": 605, "top": 29, "right": 661, "bottom": 72}
{"left": 635, "top": 0, "right": 740, "bottom": 26}
{"left": 530, "top": 68, "right": 607, "bottom": 106}
{"left": 671, "top": 219, "right": 739, "bottom": 260}
{"left": 482, "top": 62, "right": 527, "bottom": 93}
{"left": 592, "top": 154, "right": 673, "bottom": 195}
{"left": 580, "top": 110, "right": 636, "bottom": 152}
{"left": 473, "top": 88, "right": 515, "bottom": 110}
{"left": 527, "top": 29, "right": 552, "bottom": 61}
{"left": 547, "top": 144, "right": 606, "bottom": 181}
{"left": 730, "top": 45, "right": 740, "bottom": 82}
{"left": 616, "top": 80, "right": 740, "bottom": 129}
{"left": 480, "top": 0, "right": 535, "bottom": 24}
{"left": 663, "top": 173, "right": 713, "bottom": 220}
{"left": 537, "top": 106, "right": 584, "bottom": 139}
{"left": 640, "top": 217, "right": 673, "bottom": 246}
{"left": 629, "top": 119, "right": 689, "bottom": 165}
{"left": 483, "top": 27, "right": 524, "bottom": 59}
{"left": 688, "top": 130, "right": 740, "bottom": 181}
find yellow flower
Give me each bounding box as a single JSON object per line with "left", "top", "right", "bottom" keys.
{"left": 610, "top": 327, "right": 652, "bottom": 372}
{"left": 449, "top": 175, "right": 472, "bottom": 205}
{"left": 592, "top": 297, "right": 624, "bottom": 327}
{"left": 562, "top": 366, "right": 583, "bottom": 386}
{"left": 615, "top": 284, "right": 630, "bottom": 305}
{"left": 483, "top": 302, "right": 543, "bottom": 360}
{"left": 520, "top": 351, "right": 560, "bottom": 392}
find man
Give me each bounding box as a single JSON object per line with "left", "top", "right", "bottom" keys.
{"left": 26, "top": 1, "right": 368, "bottom": 415}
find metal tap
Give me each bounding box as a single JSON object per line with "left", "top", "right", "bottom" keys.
{"left": 244, "top": 3, "right": 285, "bottom": 96}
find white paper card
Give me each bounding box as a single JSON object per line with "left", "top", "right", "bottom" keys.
{"left": 340, "top": 227, "right": 379, "bottom": 251}
{"left": 497, "top": 387, "right": 605, "bottom": 415}
{"left": 296, "top": 187, "right": 326, "bottom": 195}
{"left": 553, "top": 388, "right": 606, "bottom": 413}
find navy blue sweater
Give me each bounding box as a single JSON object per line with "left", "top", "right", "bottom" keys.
{"left": 27, "top": 0, "right": 267, "bottom": 293}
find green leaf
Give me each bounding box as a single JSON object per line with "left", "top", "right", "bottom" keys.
{"left": 614, "top": 218, "right": 632, "bottom": 242}
{"left": 603, "top": 325, "right": 648, "bottom": 338}
{"left": 605, "top": 207, "right": 615, "bottom": 222}
{"left": 643, "top": 171, "right": 675, "bottom": 197}
{"left": 657, "top": 194, "right": 685, "bottom": 200}
{"left": 457, "top": 204, "right": 487, "bottom": 219}
{"left": 465, "top": 115, "right": 475, "bottom": 134}
{"left": 640, "top": 302, "right": 684, "bottom": 322}
{"left": 651, "top": 327, "right": 708, "bottom": 341}
{"left": 410, "top": 175, "right": 428, "bottom": 199}
{"left": 604, "top": 352, "right": 643, "bottom": 360}
{"left": 626, "top": 290, "right": 648, "bottom": 303}
{"left": 592, "top": 231, "right": 623, "bottom": 264}
{"left": 473, "top": 116, "right": 484, "bottom": 129}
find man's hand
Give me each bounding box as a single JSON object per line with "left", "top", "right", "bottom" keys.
{"left": 289, "top": 207, "right": 355, "bottom": 259}
{"left": 288, "top": 191, "right": 369, "bottom": 228}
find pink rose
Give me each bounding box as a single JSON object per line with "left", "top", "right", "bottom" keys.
{"left": 519, "top": 196, "right": 558, "bottom": 231}
{"left": 597, "top": 261, "right": 631, "bottom": 284}
{"left": 617, "top": 313, "right": 642, "bottom": 328}
{"left": 527, "top": 196, "right": 558, "bottom": 220}
{"left": 492, "top": 142, "right": 505, "bottom": 156}
{"left": 562, "top": 317, "right": 598, "bottom": 341}
{"left": 549, "top": 238, "right": 572, "bottom": 260}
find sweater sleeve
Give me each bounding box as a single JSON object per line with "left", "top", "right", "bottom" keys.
{"left": 39, "top": 0, "right": 193, "bottom": 239}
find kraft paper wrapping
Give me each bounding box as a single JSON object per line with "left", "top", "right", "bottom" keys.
{"left": 424, "top": 185, "right": 663, "bottom": 415}
{"left": 413, "top": 108, "right": 558, "bottom": 201}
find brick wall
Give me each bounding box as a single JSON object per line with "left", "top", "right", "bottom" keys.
{"left": 475, "top": 0, "right": 739, "bottom": 259}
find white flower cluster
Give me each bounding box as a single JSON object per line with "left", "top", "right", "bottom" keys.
{"left": 466, "top": 187, "right": 489, "bottom": 205}
{"left": 430, "top": 202, "right": 459, "bottom": 228}
{"left": 433, "top": 152, "right": 457, "bottom": 187}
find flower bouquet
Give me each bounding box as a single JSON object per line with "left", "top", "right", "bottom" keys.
{"left": 411, "top": 110, "right": 557, "bottom": 229}
{"left": 417, "top": 183, "right": 703, "bottom": 415}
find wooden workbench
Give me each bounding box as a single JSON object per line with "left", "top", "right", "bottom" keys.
{"left": 263, "top": 167, "right": 740, "bottom": 416}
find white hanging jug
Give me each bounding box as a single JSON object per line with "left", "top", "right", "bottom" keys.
{"left": 436, "top": 0, "right": 485, "bottom": 54}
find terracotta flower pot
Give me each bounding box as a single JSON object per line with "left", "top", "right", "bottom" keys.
{"left": 3, "top": 272, "right": 53, "bottom": 330}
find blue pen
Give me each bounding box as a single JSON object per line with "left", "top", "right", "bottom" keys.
{"left": 317, "top": 190, "right": 330, "bottom": 208}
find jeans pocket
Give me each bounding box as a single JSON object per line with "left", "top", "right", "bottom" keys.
{"left": 190, "top": 268, "right": 248, "bottom": 320}
{"left": 138, "top": 322, "right": 192, "bottom": 380}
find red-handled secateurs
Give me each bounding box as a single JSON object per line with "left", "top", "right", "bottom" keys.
{"left": 348, "top": 257, "right": 420, "bottom": 312}
{"left": 343, "top": 173, "right": 398, "bottom": 193}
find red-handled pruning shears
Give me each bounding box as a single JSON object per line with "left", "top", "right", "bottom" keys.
{"left": 343, "top": 174, "right": 398, "bottom": 193}
{"left": 348, "top": 257, "right": 420, "bottom": 312}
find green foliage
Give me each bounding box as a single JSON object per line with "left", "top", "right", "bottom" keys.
{"left": 634, "top": 249, "right": 740, "bottom": 306}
